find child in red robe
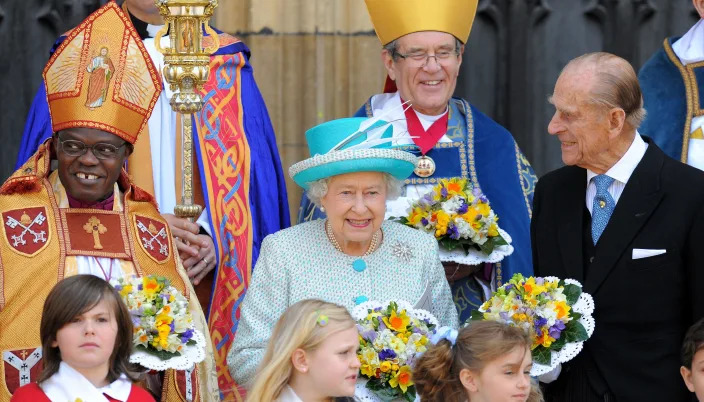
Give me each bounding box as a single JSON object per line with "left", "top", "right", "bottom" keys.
{"left": 11, "top": 275, "right": 153, "bottom": 402}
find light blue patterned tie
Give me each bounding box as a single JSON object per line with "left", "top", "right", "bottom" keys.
{"left": 591, "top": 174, "right": 615, "bottom": 244}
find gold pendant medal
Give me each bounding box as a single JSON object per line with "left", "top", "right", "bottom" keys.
{"left": 414, "top": 154, "right": 436, "bottom": 178}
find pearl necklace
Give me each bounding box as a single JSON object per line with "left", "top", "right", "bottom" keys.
{"left": 325, "top": 220, "right": 380, "bottom": 256}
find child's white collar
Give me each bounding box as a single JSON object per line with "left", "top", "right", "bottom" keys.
{"left": 276, "top": 385, "right": 304, "bottom": 402}
{"left": 40, "top": 362, "right": 132, "bottom": 401}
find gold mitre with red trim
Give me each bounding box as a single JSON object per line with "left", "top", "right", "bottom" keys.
{"left": 364, "top": 0, "right": 478, "bottom": 45}
{"left": 42, "top": 1, "right": 161, "bottom": 144}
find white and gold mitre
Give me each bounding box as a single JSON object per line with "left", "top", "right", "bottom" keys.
{"left": 43, "top": 2, "right": 161, "bottom": 144}
{"left": 364, "top": 0, "right": 478, "bottom": 45}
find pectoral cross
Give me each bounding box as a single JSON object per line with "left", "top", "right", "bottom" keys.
{"left": 20, "top": 350, "right": 28, "bottom": 360}
{"left": 83, "top": 216, "right": 107, "bottom": 249}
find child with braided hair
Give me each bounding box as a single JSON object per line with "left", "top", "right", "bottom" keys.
{"left": 414, "top": 321, "right": 543, "bottom": 402}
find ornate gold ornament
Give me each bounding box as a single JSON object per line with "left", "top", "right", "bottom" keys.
{"left": 153, "top": 0, "right": 219, "bottom": 220}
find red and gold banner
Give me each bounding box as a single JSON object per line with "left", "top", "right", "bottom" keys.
{"left": 194, "top": 52, "right": 252, "bottom": 401}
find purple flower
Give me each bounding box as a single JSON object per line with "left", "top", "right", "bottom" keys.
{"left": 361, "top": 329, "right": 377, "bottom": 343}
{"left": 535, "top": 277, "right": 545, "bottom": 285}
{"left": 534, "top": 317, "right": 548, "bottom": 333}
{"left": 472, "top": 187, "right": 481, "bottom": 197}
{"left": 499, "top": 312, "right": 510, "bottom": 321}
{"left": 138, "top": 284, "right": 143, "bottom": 291}
{"left": 448, "top": 225, "right": 460, "bottom": 240}
{"left": 169, "top": 321, "right": 175, "bottom": 332}
{"left": 441, "top": 187, "right": 448, "bottom": 197}
{"left": 114, "top": 285, "right": 122, "bottom": 291}
{"left": 181, "top": 328, "right": 194, "bottom": 344}
{"left": 379, "top": 349, "right": 397, "bottom": 360}
{"left": 131, "top": 314, "right": 141, "bottom": 326}
{"left": 457, "top": 202, "right": 469, "bottom": 215}
{"left": 378, "top": 320, "right": 387, "bottom": 331}
{"left": 421, "top": 217, "right": 429, "bottom": 226}
{"left": 406, "top": 355, "right": 417, "bottom": 367}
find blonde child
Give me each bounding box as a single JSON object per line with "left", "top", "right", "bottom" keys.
{"left": 681, "top": 318, "right": 704, "bottom": 401}
{"left": 246, "top": 299, "right": 360, "bottom": 402}
{"left": 11, "top": 275, "right": 153, "bottom": 402}
{"left": 414, "top": 321, "right": 543, "bottom": 402}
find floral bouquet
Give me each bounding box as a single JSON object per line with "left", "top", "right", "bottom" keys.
{"left": 352, "top": 300, "right": 438, "bottom": 402}
{"left": 112, "top": 275, "right": 205, "bottom": 371}
{"left": 396, "top": 178, "right": 513, "bottom": 265}
{"left": 471, "top": 273, "right": 595, "bottom": 376}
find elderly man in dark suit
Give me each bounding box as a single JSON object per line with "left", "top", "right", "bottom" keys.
{"left": 532, "top": 52, "right": 704, "bottom": 402}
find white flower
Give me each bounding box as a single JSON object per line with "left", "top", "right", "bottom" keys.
{"left": 441, "top": 197, "right": 463, "bottom": 215}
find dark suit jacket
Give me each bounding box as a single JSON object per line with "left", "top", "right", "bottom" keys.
{"left": 531, "top": 139, "right": 704, "bottom": 402}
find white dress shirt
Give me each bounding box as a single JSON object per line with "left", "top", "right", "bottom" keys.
{"left": 367, "top": 92, "right": 449, "bottom": 219}
{"left": 585, "top": 133, "right": 648, "bottom": 214}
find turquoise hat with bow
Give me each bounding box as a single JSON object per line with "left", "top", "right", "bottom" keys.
{"left": 289, "top": 116, "right": 418, "bottom": 189}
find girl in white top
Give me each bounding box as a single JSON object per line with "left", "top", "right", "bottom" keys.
{"left": 245, "top": 299, "right": 359, "bottom": 402}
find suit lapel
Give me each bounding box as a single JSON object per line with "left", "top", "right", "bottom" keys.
{"left": 557, "top": 166, "right": 587, "bottom": 282}
{"left": 585, "top": 142, "right": 665, "bottom": 294}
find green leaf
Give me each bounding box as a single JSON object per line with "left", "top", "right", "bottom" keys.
{"left": 365, "top": 378, "right": 384, "bottom": 391}
{"left": 563, "top": 284, "right": 582, "bottom": 305}
{"left": 571, "top": 312, "right": 582, "bottom": 321}
{"left": 470, "top": 309, "right": 485, "bottom": 321}
{"left": 479, "top": 240, "right": 495, "bottom": 255}
{"left": 404, "top": 387, "right": 417, "bottom": 402}
{"left": 563, "top": 320, "right": 589, "bottom": 343}
{"left": 366, "top": 383, "right": 403, "bottom": 401}
{"left": 532, "top": 346, "right": 552, "bottom": 366}
{"left": 493, "top": 235, "right": 508, "bottom": 246}
{"left": 135, "top": 344, "right": 183, "bottom": 360}
{"left": 392, "top": 216, "right": 409, "bottom": 225}
{"left": 551, "top": 336, "right": 567, "bottom": 350}
{"left": 439, "top": 238, "right": 460, "bottom": 251}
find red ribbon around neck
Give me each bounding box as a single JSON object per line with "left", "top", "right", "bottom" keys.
{"left": 401, "top": 98, "right": 449, "bottom": 155}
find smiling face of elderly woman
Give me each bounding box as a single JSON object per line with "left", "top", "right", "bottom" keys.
{"left": 318, "top": 171, "right": 390, "bottom": 256}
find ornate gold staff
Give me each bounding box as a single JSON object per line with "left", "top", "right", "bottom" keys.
{"left": 153, "top": 0, "right": 219, "bottom": 220}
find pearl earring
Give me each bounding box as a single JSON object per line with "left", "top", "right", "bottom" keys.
{"left": 320, "top": 206, "right": 325, "bottom": 213}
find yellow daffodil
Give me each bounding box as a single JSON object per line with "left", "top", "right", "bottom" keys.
{"left": 407, "top": 207, "right": 426, "bottom": 226}
{"left": 536, "top": 328, "right": 555, "bottom": 348}
{"left": 477, "top": 202, "right": 490, "bottom": 217}
{"left": 119, "top": 284, "right": 133, "bottom": 298}
{"left": 383, "top": 309, "right": 411, "bottom": 332}
{"left": 555, "top": 301, "right": 570, "bottom": 320}
{"left": 360, "top": 363, "right": 375, "bottom": 377}
{"left": 434, "top": 211, "right": 450, "bottom": 237}
{"left": 142, "top": 276, "right": 161, "bottom": 298}
{"left": 389, "top": 365, "right": 414, "bottom": 392}
{"left": 380, "top": 361, "right": 392, "bottom": 373}
{"left": 488, "top": 222, "right": 499, "bottom": 237}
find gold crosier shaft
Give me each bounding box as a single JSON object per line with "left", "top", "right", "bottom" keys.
{"left": 153, "top": 0, "right": 220, "bottom": 221}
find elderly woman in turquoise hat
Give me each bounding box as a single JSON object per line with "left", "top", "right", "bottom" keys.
{"left": 227, "top": 117, "right": 458, "bottom": 387}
